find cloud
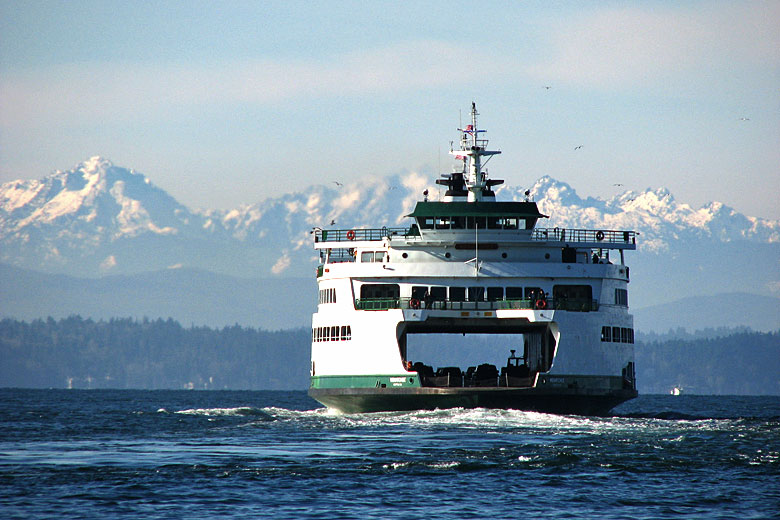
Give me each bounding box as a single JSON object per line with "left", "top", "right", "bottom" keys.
{"left": 271, "top": 252, "right": 291, "bottom": 274}
{"left": 0, "top": 40, "right": 494, "bottom": 129}
{"left": 527, "top": 4, "right": 780, "bottom": 89}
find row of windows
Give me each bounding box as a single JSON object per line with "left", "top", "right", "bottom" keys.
{"left": 359, "top": 284, "right": 596, "bottom": 303}
{"left": 312, "top": 325, "right": 352, "bottom": 342}
{"left": 360, "top": 284, "right": 547, "bottom": 302}
{"left": 318, "top": 288, "right": 337, "bottom": 304}
{"left": 417, "top": 216, "right": 532, "bottom": 230}
{"left": 601, "top": 326, "right": 635, "bottom": 343}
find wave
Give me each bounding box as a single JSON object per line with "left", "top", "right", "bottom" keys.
{"left": 173, "top": 407, "right": 275, "bottom": 420}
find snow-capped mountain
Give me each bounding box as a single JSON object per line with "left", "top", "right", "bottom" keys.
{"left": 1, "top": 157, "right": 778, "bottom": 306}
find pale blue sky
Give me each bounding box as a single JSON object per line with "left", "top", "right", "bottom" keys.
{"left": 1, "top": 1, "right": 778, "bottom": 218}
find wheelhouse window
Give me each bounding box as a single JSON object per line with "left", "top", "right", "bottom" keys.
{"left": 615, "top": 288, "right": 628, "bottom": 306}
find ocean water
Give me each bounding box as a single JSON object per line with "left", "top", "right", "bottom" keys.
{"left": 0, "top": 390, "right": 777, "bottom": 519}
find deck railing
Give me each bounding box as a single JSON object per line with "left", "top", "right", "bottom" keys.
{"left": 354, "top": 297, "right": 598, "bottom": 312}
{"left": 314, "top": 227, "right": 414, "bottom": 242}
{"left": 533, "top": 228, "right": 636, "bottom": 244}
{"left": 315, "top": 226, "right": 635, "bottom": 245}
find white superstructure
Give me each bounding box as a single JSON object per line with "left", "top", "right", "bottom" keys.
{"left": 309, "top": 104, "right": 638, "bottom": 414}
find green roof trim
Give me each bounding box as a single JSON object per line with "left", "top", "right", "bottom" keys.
{"left": 406, "top": 201, "right": 547, "bottom": 218}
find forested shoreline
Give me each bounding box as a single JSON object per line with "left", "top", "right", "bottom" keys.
{"left": 1, "top": 316, "right": 777, "bottom": 394}
{"left": 0, "top": 317, "right": 310, "bottom": 390}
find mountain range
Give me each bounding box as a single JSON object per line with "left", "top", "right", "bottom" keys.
{"left": 1, "top": 156, "right": 779, "bottom": 331}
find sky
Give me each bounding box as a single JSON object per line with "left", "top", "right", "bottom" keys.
{"left": 1, "top": 1, "right": 778, "bottom": 219}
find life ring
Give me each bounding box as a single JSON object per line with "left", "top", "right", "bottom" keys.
{"left": 410, "top": 298, "right": 420, "bottom": 310}
{"left": 596, "top": 230, "right": 605, "bottom": 241}
{"left": 535, "top": 299, "right": 547, "bottom": 310}
{"left": 346, "top": 230, "right": 356, "bottom": 240}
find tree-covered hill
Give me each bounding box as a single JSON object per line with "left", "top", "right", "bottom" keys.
{"left": 0, "top": 317, "right": 777, "bottom": 395}
{"left": 0, "top": 316, "right": 310, "bottom": 390}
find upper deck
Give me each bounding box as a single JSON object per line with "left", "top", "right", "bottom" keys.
{"left": 313, "top": 226, "right": 637, "bottom": 250}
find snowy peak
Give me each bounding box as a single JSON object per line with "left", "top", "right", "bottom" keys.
{"left": 0, "top": 156, "right": 188, "bottom": 239}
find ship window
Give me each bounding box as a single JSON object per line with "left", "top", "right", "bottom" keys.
{"left": 525, "top": 287, "right": 543, "bottom": 299}
{"left": 449, "top": 287, "right": 466, "bottom": 301}
{"left": 503, "top": 218, "right": 519, "bottom": 229}
{"left": 620, "top": 328, "right": 628, "bottom": 343}
{"left": 331, "top": 326, "right": 338, "bottom": 340}
{"left": 612, "top": 326, "right": 620, "bottom": 342}
{"left": 419, "top": 217, "right": 434, "bottom": 229}
{"left": 429, "top": 287, "right": 447, "bottom": 301}
{"left": 601, "top": 326, "right": 611, "bottom": 342}
{"left": 340, "top": 326, "right": 347, "bottom": 341}
{"left": 553, "top": 285, "right": 593, "bottom": 301}
{"left": 615, "top": 289, "right": 628, "bottom": 306}
{"left": 487, "top": 217, "right": 501, "bottom": 229}
{"left": 451, "top": 216, "right": 466, "bottom": 229}
{"left": 468, "top": 287, "right": 485, "bottom": 301}
{"left": 435, "top": 217, "right": 451, "bottom": 229}
{"left": 411, "top": 286, "right": 428, "bottom": 300}
{"left": 361, "top": 251, "right": 373, "bottom": 262}
{"left": 486, "top": 287, "right": 504, "bottom": 301}
{"left": 360, "top": 283, "right": 400, "bottom": 299}
{"left": 466, "top": 216, "right": 487, "bottom": 229}
{"left": 374, "top": 251, "right": 385, "bottom": 263}
{"left": 506, "top": 287, "right": 524, "bottom": 299}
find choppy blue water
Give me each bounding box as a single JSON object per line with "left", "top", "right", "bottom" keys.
{"left": 1, "top": 390, "right": 777, "bottom": 519}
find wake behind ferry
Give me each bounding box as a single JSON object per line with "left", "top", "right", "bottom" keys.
{"left": 309, "top": 103, "right": 637, "bottom": 415}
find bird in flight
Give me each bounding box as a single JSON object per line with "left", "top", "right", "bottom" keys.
{"left": 574, "top": 145, "right": 583, "bottom": 150}
{"left": 333, "top": 181, "right": 343, "bottom": 187}
{"left": 543, "top": 86, "right": 552, "bottom": 90}
{"left": 329, "top": 220, "right": 336, "bottom": 226}
{"left": 613, "top": 183, "right": 624, "bottom": 187}
{"left": 739, "top": 117, "right": 750, "bottom": 121}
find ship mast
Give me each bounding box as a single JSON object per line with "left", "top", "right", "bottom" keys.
{"left": 449, "top": 102, "right": 502, "bottom": 202}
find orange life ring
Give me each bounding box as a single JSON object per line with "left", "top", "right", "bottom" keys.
{"left": 346, "top": 230, "right": 356, "bottom": 240}
{"left": 410, "top": 298, "right": 420, "bottom": 310}
{"left": 535, "top": 299, "right": 547, "bottom": 310}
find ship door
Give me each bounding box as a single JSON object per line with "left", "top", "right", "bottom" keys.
{"left": 524, "top": 328, "right": 555, "bottom": 373}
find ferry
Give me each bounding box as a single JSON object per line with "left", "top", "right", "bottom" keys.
{"left": 309, "top": 103, "right": 637, "bottom": 415}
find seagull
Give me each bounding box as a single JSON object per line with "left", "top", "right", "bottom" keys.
{"left": 543, "top": 86, "right": 552, "bottom": 90}
{"left": 739, "top": 117, "right": 750, "bottom": 121}
{"left": 613, "top": 183, "right": 624, "bottom": 187}
{"left": 329, "top": 220, "right": 336, "bottom": 226}
{"left": 574, "top": 145, "right": 584, "bottom": 150}
{"left": 333, "top": 181, "right": 343, "bottom": 187}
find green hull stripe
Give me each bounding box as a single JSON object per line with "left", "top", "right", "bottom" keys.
{"left": 311, "top": 374, "right": 421, "bottom": 389}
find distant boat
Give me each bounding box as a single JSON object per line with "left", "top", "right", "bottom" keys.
{"left": 671, "top": 387, "right": 682, "bottom": 396}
